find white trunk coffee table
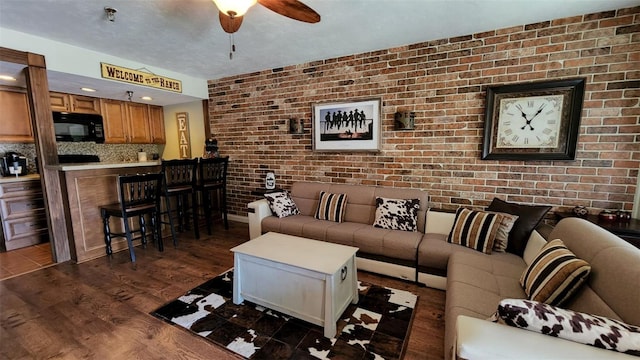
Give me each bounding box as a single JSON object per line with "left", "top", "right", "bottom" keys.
{"left": 231, "top": 232, "right": 359, "bottom": 338}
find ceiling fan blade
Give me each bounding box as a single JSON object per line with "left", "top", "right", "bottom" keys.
{"left": 219, "top": 11, "right": 243, "bottom": 33}
{"left": 257, "top": 0, "right": 320, "bottom": 23}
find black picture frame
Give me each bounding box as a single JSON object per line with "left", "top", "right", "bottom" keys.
{"left": 482, "top": 78, "right": 585, "bottom": 160}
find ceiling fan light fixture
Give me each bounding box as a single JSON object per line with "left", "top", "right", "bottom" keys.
{"left": 212, "top": 0, "right": 257, "bottom": 18}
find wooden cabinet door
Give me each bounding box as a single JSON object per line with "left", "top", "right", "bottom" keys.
{"left": 0, "top": 89, "right": 34, "bottom": 143}
{"left": 126, "top": 102, "right": 151, "bottom": 143}
{"left": 49, "top": 92, "right": 70, "bottom": 111}
{"left": 148, "top": 105, "right": 166, "bottom": 144}
{"left": 101, "top": 99, "right": 128, "bottom": 143}
{"left": 70, "top": 95, "right": 100, "bottom": 114}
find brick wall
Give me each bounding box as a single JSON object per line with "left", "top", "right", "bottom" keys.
{"left": 208, "top": 6, "right": 640, "bottom": 218}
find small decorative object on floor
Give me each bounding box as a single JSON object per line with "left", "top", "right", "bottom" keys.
{"left": 265, "top": 172, "right": 275, "bottom": 190}
{"left": 616, "top": 210, "right": 631, "bottom": 222}
{"left": 151, "top": 269, "right": 418, "bottom": 360}
{"left": 572, "top": 205, "right": 588, "bottom": 218}
{"left": 598, "top": 209, "right": 617, "bottom": 222}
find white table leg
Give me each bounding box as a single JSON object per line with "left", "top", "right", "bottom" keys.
{"left": 233, "top": 254, "right": 244, "bottom": 304}
{"left": 351, "top": 256, "right": 359, "bottom": 304}
{"left": 324, "top": 273, "right": 337, "bottom": 338}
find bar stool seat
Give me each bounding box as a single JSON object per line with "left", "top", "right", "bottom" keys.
{"left": 100, "top": 172, "right": 163, "bottom": 262}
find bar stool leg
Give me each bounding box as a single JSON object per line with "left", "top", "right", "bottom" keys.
{"left": 204, "top": 190, "right": 212, "bottom": 235}
{"left": 192, "top": 191, "right": 200, "bottom": 239}
{"left": 102, "top": 209, "right": 113, "bottom": 255}
{"left": 139, "top": 215, "right": 147, "bottom": 247}
{"left": 152, "top": 209, "right": 163, "bottom": 252}
{"left": 164, "top": 195, "right": 178, "bottom": 247}
{"left": 221, "top": 187, "right": 229, "bottom": 230}
{"left": 123, "top": 216, "right": 136, "bottom": 262}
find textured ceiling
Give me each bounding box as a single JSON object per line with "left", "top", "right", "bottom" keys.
{"left": 0, "top": 0, "right": 637, "bottom": 105}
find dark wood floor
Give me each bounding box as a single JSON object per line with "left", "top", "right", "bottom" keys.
{"left": 0, "top": 221, "right": 445, "bottom": 359}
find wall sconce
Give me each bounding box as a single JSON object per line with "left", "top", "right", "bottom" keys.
{"left": 289, "top": 118, "right": 304, "bottom": 134}
{"left": 394, "top": 111, "right": 415, "bottom": 130}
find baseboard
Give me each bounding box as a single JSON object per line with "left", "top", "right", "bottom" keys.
{"left": 417, "top": 272, "right": 447, "bottom": 290}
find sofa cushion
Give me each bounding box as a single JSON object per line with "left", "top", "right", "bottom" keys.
{"left": 314, "top": 191, "right": 347, "bottom": 222}
{"left": 520, "top": 239, "right": 591, "bottom": 306}
{"left": 487, "top": 211, "right": 519, "bottom": 253}
{"left": 487, "top": 198, "right": 551, "bottom": 257}
{"left": 495, "top": 299, "right": 640, "bottom": 356}
{"left": 373, "top": 197, "right": 420, "bottom": 231}
{"left": 264, "top": 191, "right": 300, "bottom": 218}
{"left": 448, "top": 208, "right": 501, "bottom": 254}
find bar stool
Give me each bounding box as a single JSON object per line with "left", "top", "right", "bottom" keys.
{"left": 196, "top": 156, "right": 229, "bottom": 234}
{"left": 100, "top": 172, "right": 163, "bottom": 262}
{"left": 160, "top": 159, "right": 199, "bottom": 244}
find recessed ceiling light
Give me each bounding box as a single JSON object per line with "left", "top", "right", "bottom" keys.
{"left": 81, "top": 87, "right": 96, "bottom": 92}
{"left": 0, "top": 75, "right": 16, "bottom": 81}
{"left": 141, "top": 96, "right": 153, "bottom": 101}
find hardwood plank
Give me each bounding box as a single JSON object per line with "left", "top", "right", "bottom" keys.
{"left": 0, "top": 221, "right": 445, "bottom": 359}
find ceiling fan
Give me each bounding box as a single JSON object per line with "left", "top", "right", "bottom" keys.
{"left": 212, "top": 0, "right": 320, "bottom": 34}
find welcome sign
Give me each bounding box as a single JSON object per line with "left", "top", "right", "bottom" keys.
{"left": 100, "top": 63, "right": 182, "bottom": 93}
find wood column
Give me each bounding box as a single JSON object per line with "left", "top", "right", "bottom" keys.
{"left": 1, "top": 47, "right": 72, "bottom": 262}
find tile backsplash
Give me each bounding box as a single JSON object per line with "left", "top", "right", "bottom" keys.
{"left": 0, "top": 143, "right": 165, "bottom": 174}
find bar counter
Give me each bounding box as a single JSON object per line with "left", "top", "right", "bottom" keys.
{"left": 58, "top": 161, "right": 162, "bottom": 262}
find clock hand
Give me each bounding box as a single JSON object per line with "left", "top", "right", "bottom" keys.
{"left": 515, "top": 104, "right": 528, "bottom": 122}
{"left": 528, "top": 104, "right": 546, "bottom": 123}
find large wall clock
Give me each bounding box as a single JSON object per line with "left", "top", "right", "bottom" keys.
{"left": 482, "top": 78, "right": 585, "bottom": 160}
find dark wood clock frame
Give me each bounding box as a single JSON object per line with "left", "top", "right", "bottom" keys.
{"left": 482, "top": 78, "right": 586, "bottom": 160}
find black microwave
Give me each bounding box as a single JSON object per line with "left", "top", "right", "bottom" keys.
{"left": 53, "top": 112, "right": 105, "bottom": 143}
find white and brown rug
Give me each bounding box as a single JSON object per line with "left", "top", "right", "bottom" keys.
{"left": 151, "top": 269, "right": 418, "bottom": 359}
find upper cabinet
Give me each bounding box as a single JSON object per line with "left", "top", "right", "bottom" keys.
{"left": 100, "top": 98, "right": 166, "bottom": 144}
{"left": 50, "top": 92, "right": 100, "bottom": 114}
{"left": 0, "top": 88, "right": 34, "bottom": 143}
{"left": 148, "top": 105, "right": 166, "bottom": 144}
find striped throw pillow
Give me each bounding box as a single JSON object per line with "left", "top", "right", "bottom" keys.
{"left": 447, "top": 208, "right": 502, "bottom": 254}
{"left": 520, "top": 239, "right": 591, "bottom": 306}
{"left": 314, "top": 191, "right": 347, "bottom": 223}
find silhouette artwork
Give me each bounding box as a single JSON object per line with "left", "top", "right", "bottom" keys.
{"left": 319, "top": 105, "right": 374, "bottom": 141}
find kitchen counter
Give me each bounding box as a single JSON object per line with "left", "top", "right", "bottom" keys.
{"left": 49, "top": 160, "right": 161, "bottom": 172}
{"left": 0, "top": 174, "right": 41, "bottom": 183}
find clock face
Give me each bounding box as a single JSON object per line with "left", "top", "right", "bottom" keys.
{"left": 496, "top": 94, "right": 564, "bottom": 148}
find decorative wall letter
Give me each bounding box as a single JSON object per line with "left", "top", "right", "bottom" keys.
{"left": 176, "top": 112, "right": 191, "bottom": 159}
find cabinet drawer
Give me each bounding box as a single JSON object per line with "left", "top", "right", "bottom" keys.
{"left": 2, "top": 213, "right": 48, "bottom": 243}
{"left": 0, "top": 181, "right": 42, "bottom": 197}
{"left": 1, "top": 196, "right": 45, "bottom": 219}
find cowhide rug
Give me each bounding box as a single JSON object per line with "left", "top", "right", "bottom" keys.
{"left": 151, "top": 269, "right": 418, "bottom": 359}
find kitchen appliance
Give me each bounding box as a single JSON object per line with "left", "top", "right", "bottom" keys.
{"left": 53, "top": 111, "right": 105, "bottom": 143}
{"left": 1, "top": 152, "right": 28, "bottom": 176}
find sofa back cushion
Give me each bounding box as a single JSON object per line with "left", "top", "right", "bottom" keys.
{"left": 550, "top": 217, "right": 640, "bottom": 327}
{"left": 290, "top": 182, "right": 429, "bottom": 233}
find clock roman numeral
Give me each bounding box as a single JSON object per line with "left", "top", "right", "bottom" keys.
{"left": 527, "top": 100, "right": 534, "bottom": 107}
{"left": 543, "top": 128, "right": 552, "bottom": 135}
{"left": 524, "top": 137, "right": 529, "bottom": 145}
{"left": 504, "top": 129, "right": 513, "bottom": 136}
{"left": 512, "top": 135, "right": 519, "bottom": 142}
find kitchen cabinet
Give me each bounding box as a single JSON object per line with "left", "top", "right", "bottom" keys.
{"left": 50, "top": 92, "right": 101, "bottom": 114}
{"left": 100, "top": 99, "right": 128, "bottom": 143}
{"left": 0, "top": 179, "right": 48, "bottom": 251}
{"left": 0, "top": 88, "right": 34, "bottom": 143}
{"left": 126, "top": 102, "right": 151, "bottom": 143}
{"left": 100, "top": 98, "right": 165, "bottom": 144}
{"left": 148, "top": 105, "right": 166, "bottom": 144}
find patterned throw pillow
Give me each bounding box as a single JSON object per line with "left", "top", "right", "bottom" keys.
{"left": 264, "top": 191, "right": 300, "bottom": 218}
{"left": 314, "top": 191, "right": 347, "bottom": 223}
{"left": 495, "top": 299, "right": 640, "bottom": 356}
{"left": 520, "top": 239, "right": 591, "bottom": 306}
{"left": 372, "top": 197, "right": 420, "bottom": 232}
{"left": 447, "top": 208, "right": 502, "bottom": 254}
{"left": 486, "top": 211, "right": 519, "bottom": 252}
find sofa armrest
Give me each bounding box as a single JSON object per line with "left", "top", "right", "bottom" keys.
{"left": 425, "top": 209, "right": 456, "bottom": 235}
{"left": 248, "top": 199, "right": 272, "bottom": 239}
{"left": 455, "top": 315, "right": 635, "bottom": 360}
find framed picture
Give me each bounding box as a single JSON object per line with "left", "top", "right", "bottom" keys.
{"left": 482, "top": 78, "right": 585, "bottom": 160}
{"left": 313, "top": 98, "right": 381, "bottom": 152}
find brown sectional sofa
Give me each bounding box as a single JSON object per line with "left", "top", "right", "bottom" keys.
{"left": 247, "top": 181, "right": 640, "bottom": 359}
